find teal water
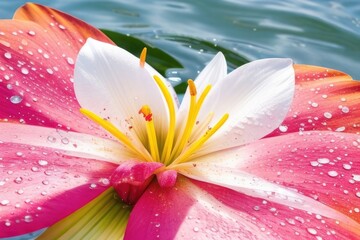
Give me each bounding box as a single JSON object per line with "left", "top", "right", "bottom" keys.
{"left": 1, "top": 0, "right": 360, "bottom": 82}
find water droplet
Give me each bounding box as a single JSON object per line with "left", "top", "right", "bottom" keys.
{"left": 46, "top": 68, "right": 54, "bottom": 74}
{"left": 193, "top": 227, "right": 199, "bottom": 232}
{"left": 307, "top": 228, "right": 317, "bottom": 235}
{"left": 24, "top": 215, "right": 33, "bottom": 223}
{"left": 328, "top": 170, "right": 338, "bottom": 177}
{"left": 31, "top": 166, "right": 39, "bottom": 172}
{"left": 38, "top": 159, "right": 48, "bottom": 166}
{"left": 341, "top": 106, "right": 350, "bottom": 113}
{"left": 279, "top": 125, "right": 288, "bottom": 132}
{"left": 98, "top": 178, "right": 110, "bottom": 186}
{"left": 17, "top": 189, "right": 24, "bottom": 195}
{"left": 28, "top": 30, "right": 36, "bottom": 36}
{"left": 352, "top": 174, "right": 360, "bottom": 182}
{"left": 10, "top": 95, "right": 23, "bottom": 104}
{"left": 21, "top": 67, "right": 29, "bottom": 75}
{"left": 66, "top": 57, "right": 74, "bottom": 65}
{"left": 324, "top": 112, "right": 332, "bottom": 119}
{"left": 4, "top": 220, "right": 11, "bottom": 227}
{"left": 89, "top": 183, "right": 97, "bottom": 189}
{"left": 61, "top": 137, "right": 69, "bottom": 144}
{"left": 356, "top": 192, "right": 360, "bottom": 198}
{"left": 14, "top": 177, "right": 23, "bottom": 184}
{"left": 16, "top": 152, "right": 23, "bottom": 157}
{"left": 343, "top": 163, "right": 351, "bottom": 170}
{"left": 253, "top": 205, "right": 260, "bottom": 211}
{"left": 311, "top": 102, "right": 319, "bottom": 108}
{"left": 317, "top": 158, "right": 330, "bottom": 164}
{"left": 42, "top": 180, "right": 49, "bottom": 185}
{"left": 4, "top": 52, "right": 11, "bottom": 59}
{"left": 0, "top": 199, "right": 10, "bottom": 206}
{"left": 47, "top": 136, "right": 56, "bottom": 143}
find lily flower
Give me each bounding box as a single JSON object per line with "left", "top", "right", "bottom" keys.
{"left": 1, "top": 3, "right": 360, "bottom": 240}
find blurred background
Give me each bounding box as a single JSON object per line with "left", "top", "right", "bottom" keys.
{"left": 1, "top": 0, "right": 360, "bottom": 84}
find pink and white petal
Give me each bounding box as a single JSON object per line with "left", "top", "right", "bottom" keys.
{"left": 0, "top": 19, "right": 107, "bottom": 136}
{"left": 182, "top": 130, "right": 360, "bottom": 225}
{"left": 125, "top": 177, "right": 359, "bottom": 239}
{"left": 0, "top": 142, "right": 117, "bottom": 237}
{"left": 0, "top": 123, "right": 131, "bottom": 164}
{"left": 13, "top": 3, "right": 113, "bottom": 47}
{"left": 269, "top": 65, "right": 360, "bottom": 137}
{"left": 239, "top": 131, "right": 360, "bottom": 224}
{"left": 177, "top": 163, "right": 359, "bottom": 232}
{"left": 194, "top": 58, "right": 295, "bottom": 155}
{"left": 74, "top": 38, "right": 171, "bottom": 146}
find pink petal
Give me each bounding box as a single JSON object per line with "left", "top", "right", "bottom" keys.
{"left": 125, "top": 177, "right": 360, "bottom": 239}
{"left": 111, "top": 161, "right": 163, "bottom": 204}
{"left": 0, "top": 4, "right": 112, "bottom": 136}
{"left": 237, "top": 131, "right": 360, "bottom": 226}
{"left": 269, "top": 65, "right": 360, "bottom": 137}
{"left": 14, "top": 3, "right": 112, "bottom": 46}
{"left": 0, "top": 141, "right": 117, "bottom": 237}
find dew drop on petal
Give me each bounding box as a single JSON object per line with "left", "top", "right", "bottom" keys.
{"left": 279, "top": 125, "right": 288, "bottom": 132}
{"left": 352, "top": 174, "right": 360, "bottom": 182}
{"left": 4, "top": 221, "right": 11, "bottom": 227}
{"left": 193, "top": 227, "right": 199, "bottom": 232}
{"left": 21, "top": 67, "right": 29, "bottom": 75}
{"left": 328, "top": 170, "right": 338, "bottom": 177}
{"left": 307, "top": 228, "right": 317, "bottom": 235}
{"left": 24, "top": 215, "right": 33, "bottom": 223}
{"left": 38, "top": 159, "right": 48, "bottom": 166}
{"left": 341, "top": 106, "right": 350, "bottom": 113}
{"left": 343, "top": 163, "right": 351, "bottom": 170}
{"left": 323, "top": 112, "right": 332, "bottom": 119}
{"left": 14, "top": 177, "right": 23, "bottom": 184}
{"left": 10, "top": 95, "right": 23, "bottom": 104}
{"left": 28, "top": 30, "right": 36, "bottom": 36}
{"left": 317, "top": 158, "right": 330, "bottom": 164}
{"left": 0, "top": 199, "right": 10, "bottom": 206}
{"left": 66, "top": 57, "right": 74, "bottom": 65}
{"left": 356, "top": 192, "right": 360, "bottom": 198}
{"left": 98, "top": 178, "right": 110, "bottom": 186}
{"left": 4, "top": 52, "right": 11, "bottom": 59}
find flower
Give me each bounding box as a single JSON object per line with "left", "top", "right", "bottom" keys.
{"left": 1, "top": 3, "right": 360, "bottom": 240}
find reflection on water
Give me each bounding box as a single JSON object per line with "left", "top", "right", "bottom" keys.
{"left": 1, "top": 0, "right": 360, "bottom": 82}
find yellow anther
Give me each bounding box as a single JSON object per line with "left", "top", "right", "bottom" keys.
{"left": 139, "top": 105, "right": 160, "bottom": 162}
{"left": 139, "top": 105, "right": 152, "bottom": 122}
{"left": 139, "top": 47, "right": 147, "bottom": 68}
{"left": 188, "top": 79, "right": 197, "bottom": 96}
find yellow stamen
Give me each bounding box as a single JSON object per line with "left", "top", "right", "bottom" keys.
{"left": 139, "top": 105, "right": 160, "bottom": 162}
{"left": 170, "top": 83, "right": 212, "bottom": 160}
{"left": 170, "top": 113, "right": 229, "bottom": 166}
{"left": 153, "top": 75, "right": 176, "bottom": 164}
{"left": 139, "top": 47, "right": 147, "bottom": 68}
{"left": 188, "top": 79, "right": 197, "bottom": 96}
{"left": 80, "top": 108, "right": 150, "bottom": 161}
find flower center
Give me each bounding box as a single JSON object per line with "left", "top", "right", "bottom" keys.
{"left": 80, "top": 48, "right": 229, "bottom": 169}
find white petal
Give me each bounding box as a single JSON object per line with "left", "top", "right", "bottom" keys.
{"left": 178, "top": 52, "right": 227, "bottom": 114}
{"left": 0, "top": 123, "right": 130, "bottom": 164}
{"left": 177, "top": 162, "right": 360, "bottom": 229}
{"left": 74, "top": 38, "right": 173, "bottom": 146}
{"left": 195, "top": 58, "right": 294, "bottom": 154}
